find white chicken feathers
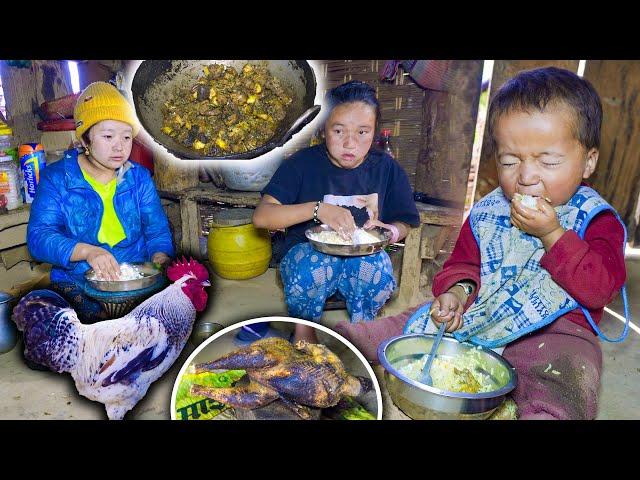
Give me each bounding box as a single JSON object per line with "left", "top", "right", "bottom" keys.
{"left": 15, "top": 274, "right": 200, "bottom": 420}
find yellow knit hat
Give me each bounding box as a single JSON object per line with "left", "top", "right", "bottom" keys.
{"left": 74, "top": 82, "right": 140, "bottom": 139}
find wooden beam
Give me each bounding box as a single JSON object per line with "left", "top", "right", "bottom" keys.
{"left": 420, "top": 225, "right": 455, "bottom": 260}
{"left": 75, "top": 60, "right": 124, "bottom": 89}
{"left": 0, "top": 224, "right": 27, "bottom": 250}
{"left": 415, "top": 60, "right": 483, "bottom": 204}
{"left": 416, "top": 202, "right": 462, "bottom": 226}
{"left": 187, "top": 187, "right": 261, "bottom": 207}
{"left": 398, "top": 225, "right": 422, "bottom": 305}
{"left": 583, "top": 60, "right": 640, "bottom": 242}
{"left": 475, "top": 60, "right": 580, "bottom": 201}
{"left": 0, "top": 245, "right": 32, "bottom": 269}
{"left": 0, "top": 204, "right": 29, "bottom": 231}
{"left": 179, "top": 198, "right": 202, "bottom": 259}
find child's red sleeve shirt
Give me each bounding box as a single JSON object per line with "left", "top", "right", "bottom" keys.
{"left": 431, "top": 211, "right": 626, "bottom": 334}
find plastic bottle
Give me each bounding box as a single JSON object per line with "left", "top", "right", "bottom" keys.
{"left": 378, "top": 129, "right": 394, "bottom": 158}
{"left": 19, "top": 143, "right": 46, "bottom": 204}
{"left": 0, "top": 124, "right": 14, "bottom": 157}
{"left": 0, "top": 155, "right": 22, "bottom": 210}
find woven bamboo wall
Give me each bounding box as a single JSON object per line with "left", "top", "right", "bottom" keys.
{"left": 281, "top": 60, "right": 427, "bottom": 188}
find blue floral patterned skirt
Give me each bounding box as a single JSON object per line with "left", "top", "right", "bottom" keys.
{"left": 280, "top": 242, "right": 396, "bottom": 323}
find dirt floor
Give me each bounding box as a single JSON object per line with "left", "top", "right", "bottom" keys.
{"left": 0, "top": 256, "right": 638, "bottom": 420}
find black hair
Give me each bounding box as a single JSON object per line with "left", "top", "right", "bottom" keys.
{"left": 325, "top": 80, "right": 381, "bottom": 124}
{"left": 486, "top": 67, "right": 602, "bottom": 156}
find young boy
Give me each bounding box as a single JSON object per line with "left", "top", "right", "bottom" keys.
{"left": 336, "top": 67, "right": 628, "bottom": 420}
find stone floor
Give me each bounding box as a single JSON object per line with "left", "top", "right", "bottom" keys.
{"left": 0, "top": 255, "right": 638, "bottom": 420}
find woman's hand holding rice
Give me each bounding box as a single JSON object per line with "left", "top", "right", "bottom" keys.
{"left": 317, "top": 202, "right": 357, "bottom": 240}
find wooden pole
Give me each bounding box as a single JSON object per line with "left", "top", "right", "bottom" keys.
{"left": 583, "top": 60, "right": 640, "bottom": 243}
{"left": 414, "top": 60, "right": 483, "bottom": 204}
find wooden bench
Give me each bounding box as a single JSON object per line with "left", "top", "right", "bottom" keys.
{"left": 159, "top": 187, "right": 463, "bottom": 306}
{"left": 159, "top": 186, "right": 261, "bottom": 259}
{"left": 397, "top": 202, "right": 463, "bottom": 305}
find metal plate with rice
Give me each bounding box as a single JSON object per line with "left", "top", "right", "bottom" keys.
{"left": 84, "top": 262, "right": 163, "bottom": 292}
{"left": 305, "top": 224, "right": 391, "bottom": 256}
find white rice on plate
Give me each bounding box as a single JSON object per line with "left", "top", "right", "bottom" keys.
{"left": 88, "top": 263, "right": 145, "bottom": 281}
{"left": 308, "top": 228, "right": 380, "bottom": 245}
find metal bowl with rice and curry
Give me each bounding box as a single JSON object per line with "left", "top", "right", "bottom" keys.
{"left": 378, "top": 334, "right": 517, "bottom": 420}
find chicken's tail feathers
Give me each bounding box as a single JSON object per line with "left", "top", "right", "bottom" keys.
{"left": 12, "top": 289, "right": 70, "bottom": 331}
{"left": 11, "top": 289, "right": 80, "bottom": 372}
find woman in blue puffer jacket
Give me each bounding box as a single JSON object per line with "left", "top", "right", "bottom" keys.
{"left": 27, "top": 82, "right": 175, "bottom": 322}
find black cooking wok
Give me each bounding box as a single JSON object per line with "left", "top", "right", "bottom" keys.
{"left": 131, "top": 60, "right": 321, "bottom": 160}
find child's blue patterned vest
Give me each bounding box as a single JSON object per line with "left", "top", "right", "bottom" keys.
{"left": 405, "top": 186, "right": 629, "bottom": 348}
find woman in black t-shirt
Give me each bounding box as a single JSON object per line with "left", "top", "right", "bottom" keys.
{"left": 254, "top": 81, "right": 419, "bottom": 342}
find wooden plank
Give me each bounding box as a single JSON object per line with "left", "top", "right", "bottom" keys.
{"left": 180, "top": 198, "right": 202, "bottom": 259}
{"left": 157, "top": 189, "right": 184, "bottom": 201}
{"left": 415, "top": 89, "right": 448, "bottom": 196}
{"left": 0, "top": 204, "right": 30, "bottom": 231}
{"left": 416, "top": 202, "right": 463, "bottom": 226}
{"left": 420, "top": 225, "right": 454, "bottom": 260}
{"left": 475, "top": 60, "right": 580, "bottom": 201}
{"left": 76, "top": 60, "right": 124, "bottom": 89}
{"left": 398, "top": 225, "right": 422, "bottom": 305}
{"left": 5, "top": 264, "right": 51, "bottom": 299}
{"left": 397, "top": 202, "right": 461, "bottom": 302}
{"left": 414, "top": 60, "right": 483, "bottom": 203}
{"left": 151, "top": 151, "right": 200, "bottom": 193}
{"left": 187, "top": 186, "right": 261, "bottom": 207}
{"left": 0, "top": 224, "right": 27, "bottom": 250}
{"left": 0, "top": 244, "right": 32, "bottom": 269}
{"left": 583, "top": 60, "right": 640, "bottom": 240}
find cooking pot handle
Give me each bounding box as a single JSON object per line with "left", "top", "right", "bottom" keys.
{"left": 278, "top": 105, "right": 321, "bottom": 146}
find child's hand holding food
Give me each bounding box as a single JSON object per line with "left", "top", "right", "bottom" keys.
{"left": 511, "top": 194, "right": 565, "bottom": 250}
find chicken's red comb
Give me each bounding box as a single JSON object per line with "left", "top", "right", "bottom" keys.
{"left": 166, "top": 257, "right": 209, "bottom": 282}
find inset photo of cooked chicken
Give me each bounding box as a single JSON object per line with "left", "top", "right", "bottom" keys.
{"left": 172, "top": 319, "right": 381, "bottom": 420}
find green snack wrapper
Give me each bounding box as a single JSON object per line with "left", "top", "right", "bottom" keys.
{"left": 174, "top": 370, "right": 246, "bottom": 420}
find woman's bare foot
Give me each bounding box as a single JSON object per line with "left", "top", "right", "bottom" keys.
{"left": 293, "top": 324, "right": 319, "bottom": 344}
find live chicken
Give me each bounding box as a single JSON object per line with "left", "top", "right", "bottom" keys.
{"left": 12, "top": 258, "right": 210, "bottom": 420}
